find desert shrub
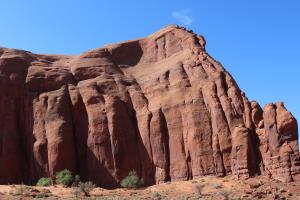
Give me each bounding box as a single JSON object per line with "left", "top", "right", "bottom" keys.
{"left": 217, "top": 190, "right": 230, "bottom": 200}
{"left": 120, "top": 170, "right": 143, "bottom": 188}
{"left": 36, "top": 177, "right": 51, "bottom": 187}
{"left": 13, "top": 185, "right": 31, "bottom": 196}
{"left": 55, "top": 169, "right": 73, "bottom": 187}
{"left": 75, "top": 175, "right": 80, "bottom": 183}
{"left": 78, "top": 181, "right": 96, "bottom": 196}
{"left": 212, "top": 182, "right": 222, "bottom": 189}
{"left": 192, "top": 184, "right": 204, "bottom": 195}
{"left": 35, "top": 192, "right": 51, "bottom": 199}
{"left": 72, "top": 174, "right": 80, "bottom": 187}
{"left": 153, "top": 192, "right": 163, "bottom": 200}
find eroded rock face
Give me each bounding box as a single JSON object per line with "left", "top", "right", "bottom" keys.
{"left": 0, "top": 25, "right": 298, "bottom": 187}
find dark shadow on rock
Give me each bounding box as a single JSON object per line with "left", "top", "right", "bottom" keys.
{"left": 110, "top": 40, "right": 143, "bottom": 67}
{"left": 86, "top": 147, "right": 118, "bottom": 189}
{"left": 131, "top": 109, "right": 156, "bottom": 186}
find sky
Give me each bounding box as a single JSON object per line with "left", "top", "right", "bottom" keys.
{"left": 0, "top": 0, "right": 299, "bottom": 144}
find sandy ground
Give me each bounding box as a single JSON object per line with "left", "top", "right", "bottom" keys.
{"left": 0, "top": 176, "right": 299, "bottom": 199}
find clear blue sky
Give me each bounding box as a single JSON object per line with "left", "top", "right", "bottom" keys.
{"left": 1, "top": 1, "right": 299, "bottom": 144}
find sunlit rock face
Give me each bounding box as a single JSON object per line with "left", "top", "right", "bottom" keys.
{"left": 0, "top": 25, "right": 299, "bottom": 188}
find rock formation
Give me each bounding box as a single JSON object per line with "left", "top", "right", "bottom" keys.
{"left": 0, "top": 25, "right": 299, "bottom": 188}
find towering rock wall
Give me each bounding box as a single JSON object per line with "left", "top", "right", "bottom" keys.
{"left": 0, "top": 25, "right": 299, "bottom": 188}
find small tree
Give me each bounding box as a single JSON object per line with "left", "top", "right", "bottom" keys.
{"left": 36, "top": 177, "right": 52, "bottom": 187}
{"left": 120, "top": 170, "right": 143, "bottom": 188}
{"left": 55, "top": 169, "right": 74, "bottom": 187}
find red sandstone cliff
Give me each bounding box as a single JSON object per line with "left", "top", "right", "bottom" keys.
{"left": 0, "top": 25, "right": 299, "bottom": 188}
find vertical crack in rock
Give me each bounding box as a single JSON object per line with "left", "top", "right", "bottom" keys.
{"left": 20, "top": 93, "right": 36, "bottom": 184}
{"left": 65, "top": 84, "right": 80, "bottom": 175}
{"left": 67, "top": 84, "right": 89, "bottom": 181}
{"left": 242, "top": 94, "right": 261, "bottom": 176}
{"left": 32, "top": 93, "right": 50, "bottom": 180}
{"left": 126, "top": 88, "right": 155, "bottom": 186}
{"left": 44, "top": 86, "right": 77, "bottom": 176}
{"left": 159, "top": 109, "right": 172, "bottom": 182}
{"left": 202, "top": 81, "right": 231, "bottom": 176}
{"left": 162, "top": 105, "right": 189, "bottom": 181}
{"left": 149, "top": 107, "right": 172, "bottom": 183}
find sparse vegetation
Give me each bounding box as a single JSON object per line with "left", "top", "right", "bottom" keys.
{"left": 212, "top": 182, "right": 222, "bottom": 189}
{"left": 73, "top": 187, "right": 81, "bottom": 199}
{"left": 10, "top": 184, "right": 54, "bottom": 199}
{"left": 217, "top": 190, "right": 230, "bottom": 200}
{"left": 74, "top": 174, "right": 80, "bottom": 186}
{"left": 35, "top": 192, "right": 51, "bottom": 199}
{"left": 1, "top": 176, "right": 298, "bottom": 200}
{"left": 55, "top": 169, "right": 74, "bottom": 187}
{"left": 153, "top": 192, "right": 163, "bottom": 200}
{"left": 192, "top": 184, "right": 204, "bottom": 195}
{"left": 120, "top": 170, "right": 143, "bottom": 189}
{"left": 78, "top": 181, "right": 96, "bottom": 196}
{"left": 13, "top": 185, "right": 31, "bottom": 196}
{"left": 36, "top": 177, "right": 52, "bottom": 187}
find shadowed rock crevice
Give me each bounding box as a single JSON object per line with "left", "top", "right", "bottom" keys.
{"left": 19, "top": 93, "right": 36, "bottom": 184}
{"left": 65, "top": 84, "right": 81, "bottom": 175}
{"left": 0, "top": 25, "right": 299, "bottom": 187}
{"left": 160, "top": 109, "right": 171, "bottom": 182}
{"left": 108, "top": 40, "right": 143, "bottom": 67}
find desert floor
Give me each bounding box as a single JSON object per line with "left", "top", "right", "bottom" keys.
{"left": 0, "top": 176, "right": 299, "bottom": 200}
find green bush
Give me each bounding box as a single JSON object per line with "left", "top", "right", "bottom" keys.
{"left": 78, "top": 181, "right": 96, "bottom": 196}
{"left": 36, "top": 177, "right": 52, "bottom": 187}
{"left": 55, "top": 169, "right": 74, "bottom": 187}
{"left": 120, "top": 171, "right": 143, "bottom": 188}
